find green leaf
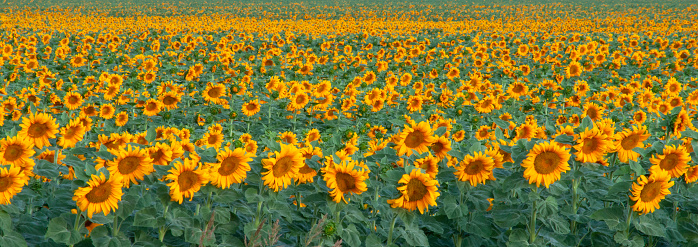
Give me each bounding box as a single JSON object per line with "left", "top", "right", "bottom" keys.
{"left": 244, "top": 188, "right": 263, "bottom": 203}
{"left": 538, "top": 196, "right": 558, "bottom": 217}
{"left": 554, "top": 134, "right": 575, "bottom": 145}
{"left": 399, "top": 225, "right": 429, "bottom": 247}
{"left": 0, "top": 230, "right": 28, "bottom": 247}
{"left": 0, "top": 209, "right": 11, "bottom": 229}
{"left": 340, "top": 224, "right": 361, "bottom": 247}
{"left": 133, "top": 207, "right": 158, "bottom": 228}
{"left": 434, "top": 126, "right": 447, "bottom": 136}
{"left": 365, "top": 233, "right": 382, "bottom": 246}
{"left": 443, "top": 196, "right": 467, "bottom": 219}
{"left": 591, "top": 206, "right": 626, "bottom": 231}
{"left": 492, "top": 207, "right": 521, "bottom": 228}
{"left": 634, "top": 214, "right": 666, "bottom": 237}
{"left": 34, "top": 160, "right": 60, "bottom": 178}
{"left": 682, "top": 129, "right": 698, "bottom": 139}
{"left": 508, "top": 228, "right": 528, "bottom": 243}
{"left": 629, "top": 160, "right": 645, "bottom": 176}
{"left": 145, "top": 126, "right": 157, "bottom": 142}
{"left": 45, "top": 217, "right": 82, "bottom": 245}
{"left": 542, "top": 215, "right": 571, "bottom": 235}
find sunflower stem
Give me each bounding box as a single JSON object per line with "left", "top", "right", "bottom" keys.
{"left": 73, "top": 208, "right": 82, "bottom": 232}
{"left": 624, "top": 200, "right": 634, "bottom": 236}
{"left": 112, "top": 213, "right": 120, "bottom": 237}
{"left": 386, "top": 213, "right": 398, "bottom": 246}
{"left": 529, "top": 190, "right": 538, "bottom": 244}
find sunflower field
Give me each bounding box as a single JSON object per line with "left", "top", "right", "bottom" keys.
{"left": 1, "top": 0, "right": 698, "bottom": 246}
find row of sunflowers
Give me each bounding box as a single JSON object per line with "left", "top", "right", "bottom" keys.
{"left": 1, "top": 1, "right": 698, "bottom": 246}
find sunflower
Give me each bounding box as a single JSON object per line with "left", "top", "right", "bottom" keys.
{"left": 242, "top": 99, "right": 261, "bottom": 117}
{"left": 143, "top": 99, "right": 162, "bottom": 117}
{"left": 454, "top": 152, "right": 495, "bottom": 186}
{"left": 387, "top": 169, "right": 440, "bottom": 214}
{"left": 507, "top": 81, "right": 529, "bottom": 98}
{"left": 72, "top": 172, "right": 124, "bottom": 218}
{"left": 514, "top": 122, "right": 537, "bottom": 141}
{"left": 63, "top": 92, "right": 83, "bottom": 110}
{"left": 0, "top": 165, "right": 29, "bottom": 205}
{"left": 56, "top": 118, "right": 87, "bottom": 148}
{"left": 574, "top": 128, "right": 611, "bottom": 163}
{"left": 244, "top": 140, "right": 258, "bottom": 154}
{"left": 406, "top": 95, "right": 423, "bottom": 112}
{"left": 395, "top": 121, "right": 436, "bottom": 156}
{"left": 159, "top": 91, "right": 181, "bottom": 110}
{"left": 614, "top": 125, "right": 651, "bottom": 163}
{"left": 324, "top": 159, "right": 369, "bottom": 204}
{"left": 521, "top": 141, "right": 571, "bottom": 188}
{"left": 289, "top": 93, "right": 309, "bottom": 111}
{"left": 581, "top": 103, "right": 604, "bottom": 122}
{"left": 296, "top": 145, "right": 321, "bottom": 184}
{"left": 18, "top": 112, "right": 59, "bottom": 148}
{"left": 209, "top": 147, "right": 252, "bottom": 189}
{"left": 0, "top": 136, "right": 36, "bottom": 168}
{"left": 261, "top": 143, "right": 304, "bottom": 192}
{"left": 566, "top": 61, "right": 582, "bottom": 78}
{"left": 203, "top": 83, "right": 227, "bottom": 104}
{"left": 149, "top": 143, "right": 173, "bottom": 166}
{"left": 414, "top": 155, "right": 440, "bottom": 178}
{"left": 114, "top": 112, "right": 128, "bottom": 127}
{"left": 685, "top": 166, "right": 698, "bottom": 183}
{"left": 166, "top": 158, "right": 209, "bottom": 204}
{"left": 430, "top": 135, "right": 452, "bottom": 160}
{"left": 305, "top": 129, "right": 321, "bottom": 143}
{"left": 99, "top": 104, "right": 115, "bottom": 120}
{"left": 107, "top": 145, "right": 154, "bottom": 188}
{"left": 203, "top": 131, "right": 224, "bottom": 150}
{"left": 279, "top": 131, "right": 298, "bottom": 145}
{"left": 629, "top": 169, "right": 674, "bottom": 215}
{"left": 649, "top": 145, "right": 690, "bottom": 178}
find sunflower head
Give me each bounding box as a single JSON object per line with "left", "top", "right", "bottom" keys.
{"left": 629, "top": 169, "right": 674, "bottom": 215}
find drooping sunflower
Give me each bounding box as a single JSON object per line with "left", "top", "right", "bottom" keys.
{"left": 323, "top": 159, "right": 369, "bottom": 203}
{"left": 0, "top": 165, "right": 29, "bottom": 205}
{"left": 649, "top": 145, "right": 690, "bottom": 178}
{"left": 521, "top": 141, "right": 571, "bottom": 188}
{"left": 395, "top": 121, "right": 436, "bottom": 156}
{"left": 414, "top": 155, "right": 440, "bottom": 178}
{"left": 209, "top": 147, "right": 252, "bottom": 189}
{"left": 107, "top": 145, "right": 154, "bottom": 188}
{"left": 614, "top": 125, "right": 651, "bottom": 163}
{"left": 296, "top": 145, "right": 322, "bottom": 184}
{"left": 261, "top": 143, "right": 304, "bottom": 192}
{"left": 387, "top": 169, "right": 440, "bottom": 214}
{"left": 242, "top": 99, "right": 261, "bottom": 117}
{"left": 72, "top": 172, "right": 124, "bottom": 218}
{"left": 58, "top": 118, "right": 86, "bottom": 148}
{"left": 629, "top": 169, "right": 674, "bottom": 215}
{"left": 18, "top": 112, "right": 59, "bottom": 148}
{"left": 165, "top": 158, "right": 210, "bottom": 204}
{"left": 685, "top": 166, "right": 698, "bottom": 183}
{"left": 574, "top": 127, "right": 611, "bottom": 163}
{"left": 454, "top": 152, "right": 495, "bottom": 187}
